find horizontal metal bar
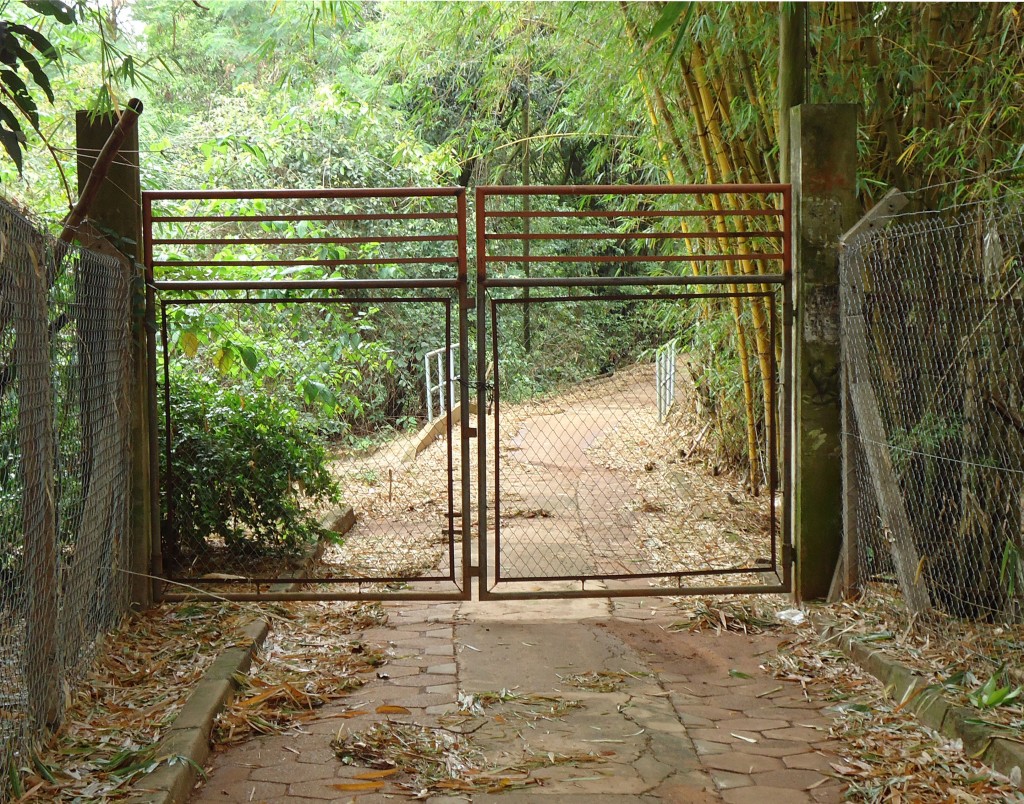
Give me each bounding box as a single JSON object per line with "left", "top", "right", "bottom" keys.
{"left": 483, "top": 274, "right": 786, "bottom": 288}
{"left": 479, "top": 582, "right": 789, "bottom": 601}
{"left": 491, "top": 290, "right": 776, "bottom": 305}
{"left": 484, "top": 208, "right": 783, "bottom": 219}
{"left": 153, "top": 278, "right": 459, "bottom": 291}
{"left": 154, "top": 234, "right": 458, "bottom": 246}
{"left": 144, "top": 187, "right": 464, "bottom": 200}
{"left": 160, "top": 294, "right": 452, "bottom": 306}
{"left": 151, "top": 212, "right": 458, "bottom": 223}
{"left": 485, "top": 230, "right": 784, "bottom": 241}
{"left": 477, "top": 183, "right": 789, "bottom": 196}
{"left": 496, "top": 565, "right": 780, "bottom": 584}
{"left": 484, "top": 253, "right": 784, "bottom": 265}
{"left": 161, "top": 590, "right": 470, "bottom": 602}
{"left": 153, "top": 257, "right": 458, "bottom": 267}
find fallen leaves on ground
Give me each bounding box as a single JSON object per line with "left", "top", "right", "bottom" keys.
{"left": 330, "top": 689, "right": 602, "bottom": 796}
{"left": 12, "top": 601, "right": 256, "bottom": 800}
{"left": 12, "top": 600, "right": 387, "bottom": 800}
{"left": 767, "top": 621, "right": 1022, "bottom": 802}
{"left": 820, "top": 587, "right": 1024, "bottom": 730}
{"left": 213, "top": 602, "right": 388, "bottom": 746}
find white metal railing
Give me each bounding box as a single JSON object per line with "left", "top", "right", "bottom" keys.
{"left": 424, "top": 342, "right": 458, "bottom": 421}
{"left": 655, "top": 338, "right": 677, "bottom": 423}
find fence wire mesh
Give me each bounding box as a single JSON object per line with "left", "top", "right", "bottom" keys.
{"left": 842, "top": 196, "right": 1024, "bottom": 624}
{"left": 0, "top": 200, "right": 133, "bottom": 792}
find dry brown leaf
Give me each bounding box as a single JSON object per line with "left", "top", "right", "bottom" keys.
{"left": 331, "top": 781, "right": 385, "bottom": 791}
{"left": 353, "top": 768, "right": 400, "bottom": 780}
{"left": 375, "top": 704, "right": 411, "bottom": 714}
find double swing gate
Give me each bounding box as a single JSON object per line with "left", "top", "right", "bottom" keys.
{"left": 145, "top": 184, "right": 792, "bottom": 602}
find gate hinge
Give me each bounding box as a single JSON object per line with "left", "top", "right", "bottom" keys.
{"left": 784, "top": 305, "right": 796, "bottom": 327}
{"left": 782, "top": 544, "right": 795, "bottom": 566}
{"left": 464, "top": 427, "right": 478, "bottom": 438}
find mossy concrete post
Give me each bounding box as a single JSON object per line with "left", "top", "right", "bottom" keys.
{"left": 76, "top": 110, "right": 153, "bottom": 608}
{"left": 790, "top": 103, "right": 858, "bottom": 600}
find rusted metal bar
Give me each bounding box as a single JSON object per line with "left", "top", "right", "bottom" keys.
{"left": 154, "top": 234, "right": 458, "bottom": 246}
{"left": 150, "top": 212, "right": 457, "bottom": 223}
{"left": 477, "top": 182, "right": 789, "bottom": 196}
{"left": 485, "top": 253, "right": 785, "bottom": 265}
{"left": 484, "top": 208, "right": 782, "bottom": 219}
{"left": 485, "top": 230, "right": 784, "bottom": 241}
{"left": 145, "top": 187, "right": 463, "bottom": 200}
{"left": 485, "top": 275, "right": 786, "bottom": 288}
{"left": 152, "top": 278, "right": 459, "bottom": 292}
{"left": 161, "top": 590, "right": 470, "bottom": 602}
{"left": 479, "top": 583, "right": 789, "bottom": 601}
{"left": 152, "top": 257, "right": 458, "bottom": 268}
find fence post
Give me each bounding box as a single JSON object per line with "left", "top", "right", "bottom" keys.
{"left": 790, "top": 103, "right": 859, "bottom": 600}
{"left": 75, "top": 109, "right": 153, "bottom": 607}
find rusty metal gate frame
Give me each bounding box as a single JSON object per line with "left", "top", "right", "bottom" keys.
{"left": 474, "top": 184, "right": 793, "bottom": 600}
{"left": 145, "top": 184, "right": 793, "bottom": 603}
{"left": 144, "top": 187, "right": 474, "bottom": 602}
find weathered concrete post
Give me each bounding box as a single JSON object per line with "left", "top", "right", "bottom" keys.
{"left": 790, "top": 103, "right": 858, "bottom": 600}
{"left": 75, "top": 107, "right": 153, "bottom": 608}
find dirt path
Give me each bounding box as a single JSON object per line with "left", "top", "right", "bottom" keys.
{"left": 321, "top": 362, "right": 772, "bottom": 591}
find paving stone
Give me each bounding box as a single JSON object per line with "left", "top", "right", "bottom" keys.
{"left": 675, "top": 704, "right": 739, "bottom": 720}
{"left": 753, "top": 768, "right": 831, "bottom": 790}
{"left": 288, "top": 779, "right": 364, "bottom": 800}
{"left": 687, "top": 727, "right": 745, "bottom": 745}
{"left": 722, "top": 787, "right": 812, "bottom": 804}
{"left": 677, "top": 712, "right": 713, "bottom": 727}
{"left": 692, "top": 739, "right": 729, "bottom": 756}
{"left": 423, "top": 643, "right": 455, "bottom": 656}
{"left": 426, "top": 661, "right": 457, "bottom": 674}
{"left": 200, "top": 762, "right": 252, "bottom": 787}
{"left": 425, "top": 683, "right": 457, "bottom": 696}
{"left": 711, "top": 769, "right": 753, "bottom": 790}
{"left": 783, "top": 751, "right": 837, "bottom": 773}
{"left": 249, "top": 759, "right": 337, "bottom": 783}
{"left": 702, "top": 752, "right": 784, "bottom": 774}
{"left": 716, "top": 718, "right": 790, "bottom": 733}
{"left": 761, "top": 726, "right": 830, "bottom": 743}
{"left": 734, "top": 739, "right": 814, "bottom": 758}
{"left": 387, "top": 673, "right": 455, "bottom": 688}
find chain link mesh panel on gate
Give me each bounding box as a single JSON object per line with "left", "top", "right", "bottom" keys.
{"left": 842, "top": 197, "right": 1024, "bottom": 622}
{"left": 0, "top": 200, "right": 133, "bottom": 794}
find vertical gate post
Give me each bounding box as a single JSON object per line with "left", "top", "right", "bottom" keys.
{"left": 790, "top": 103, "right": 858, "bottom": 600}
{"left": 75, "top": 106, "right": 154, "bottom": 607}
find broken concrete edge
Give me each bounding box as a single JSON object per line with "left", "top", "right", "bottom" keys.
{"left": 403, "top": 400, "right": 478, "bottom": 463}
{"left": 123, "top": 506, "right": 356, "bottom": 804}
{"left": 813, "top": 614, "right": 1024, "bottom": 788}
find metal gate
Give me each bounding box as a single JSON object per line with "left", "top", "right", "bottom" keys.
{"left": 145, "top": 184, "right": 791, "bottom": 602}
{"left": 474, "top": 185, "right": 792, "bottom": 599}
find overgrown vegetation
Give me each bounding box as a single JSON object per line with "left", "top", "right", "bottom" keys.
{"left": 4, "top": 0, "right": 1024, "bottom": 606}
{"left": 163, "top": 371, "right": 338, "bottom": 561}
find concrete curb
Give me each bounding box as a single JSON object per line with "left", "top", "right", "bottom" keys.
{"left": 126, "top": 506, "right": 355, "bottom": 804}
{"left": 817, "top": 617, "right": 1024, "bottom": 787}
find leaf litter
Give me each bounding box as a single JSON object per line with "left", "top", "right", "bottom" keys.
{"left": 14, "top": 600, "right": 388, "bottom": 800}
{"left": 764, "top": 609, "right": 1024, "bottom": 802}
{"left": 329, "top": 688, "right": 603, "bottom": 796}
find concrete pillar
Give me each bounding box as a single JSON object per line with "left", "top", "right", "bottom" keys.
{"left": 76, "top": 110, "right": 153, "bottom": 608}
{"left": 790, "top": 103, "right": 858, "bottom": 600}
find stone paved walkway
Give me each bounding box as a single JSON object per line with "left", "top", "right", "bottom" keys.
{"left": 190, "top": 597, "right": 845, "bottom": 803}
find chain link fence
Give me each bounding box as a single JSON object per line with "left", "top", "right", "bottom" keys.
{"left": 0, "top": 199, "right": 134, "bottom": 792}
{"left": 841, "top": 194, "right": 1024, "bottom": 623}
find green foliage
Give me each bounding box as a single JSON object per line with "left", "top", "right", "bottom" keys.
{"left": 163, "top": 371, "right": 338, "bottom": 556}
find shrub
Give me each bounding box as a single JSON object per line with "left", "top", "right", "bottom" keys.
{"left": 163, "top": 372, "right": 339, "bottom": 557}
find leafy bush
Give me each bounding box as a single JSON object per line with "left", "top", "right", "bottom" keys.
{"left": 163, "top": 372, "right": 339, "bottom": 557}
